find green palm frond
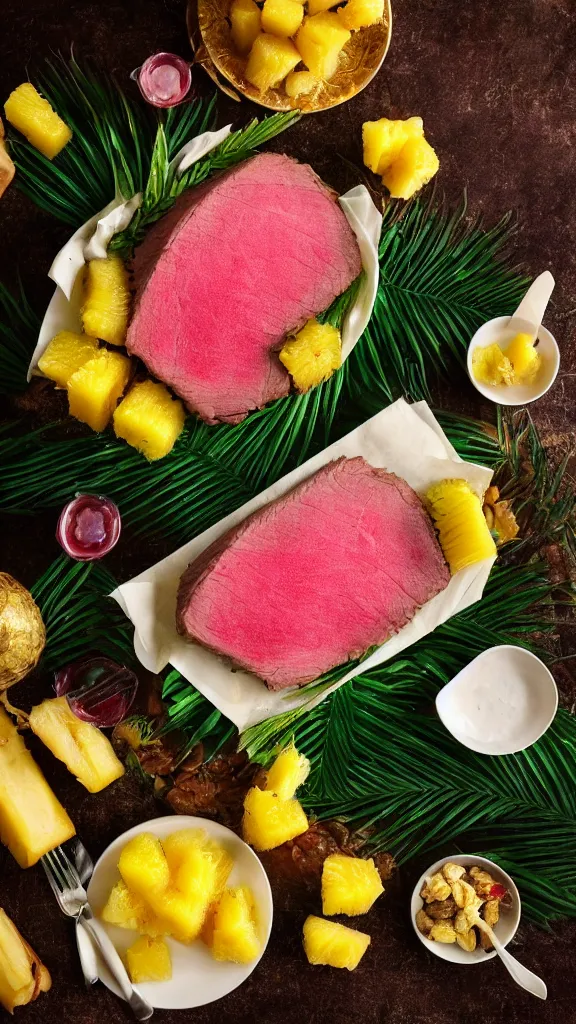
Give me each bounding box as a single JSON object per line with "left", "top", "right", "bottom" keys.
{"left": 0, "top": 281, "right": 40, "bottom": 394}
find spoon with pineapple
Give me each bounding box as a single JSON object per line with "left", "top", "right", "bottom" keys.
{"left": 473, "top": 913, "right": 547, "bottom": 1000}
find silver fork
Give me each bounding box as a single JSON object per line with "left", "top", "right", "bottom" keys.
{"left": 42, "top": 846, "right": 153, "bottom": 1021}
{"left": 71, "top": 839, "right": 99, "bottom": 988}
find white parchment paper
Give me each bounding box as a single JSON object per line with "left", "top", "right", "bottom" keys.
{"left": 111, "top": 399, "right": 495, "bottom": 731}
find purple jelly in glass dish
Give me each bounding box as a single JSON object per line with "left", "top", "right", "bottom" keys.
{"left": 56, "top": 494, "right": 121, "bottom": 561}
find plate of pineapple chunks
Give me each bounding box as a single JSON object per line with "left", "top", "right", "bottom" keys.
{"left": 87, "top": 815, "right": 273, "bottom": 1009}
{"left": 190, "top": 0, "right": 391, "bottom": 112}
{"left": 411, "top": 855, "right": 520, "bottom": 965}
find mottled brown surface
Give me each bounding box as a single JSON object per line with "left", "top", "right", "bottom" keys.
{"left": 1, "top": 1, "right": 576, "bottom": 1022}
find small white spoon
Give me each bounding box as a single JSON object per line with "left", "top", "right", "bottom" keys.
{"left": 508, "top": 270, "right": 555, "bottom": 341}
{"left": 474, "top": 915, "right": 547, "bottom": 1000}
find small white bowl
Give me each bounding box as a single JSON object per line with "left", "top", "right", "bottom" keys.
{"left": 87, "top": 815, "right": 273, "bottom": 1010}
{"left": 436, "top": 645, "right": 558, "bottom": 756}
{"left": 411, "top": 854, "right": 521, "bottom": 964}
{"left": 467, "top": 315, "right": 560, "bottom": 405}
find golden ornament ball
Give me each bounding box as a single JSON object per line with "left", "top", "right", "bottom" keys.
{"left": 0, "top": 574, "right": 46, "bottom": 689}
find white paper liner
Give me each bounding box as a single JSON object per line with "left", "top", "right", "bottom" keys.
{"left": 111, "top": 398, "right": 495, "bottom": 732}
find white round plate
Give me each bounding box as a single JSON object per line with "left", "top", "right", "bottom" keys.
{"left": 467, "top": 315, "right": 560, "bottom": 406}
{"left": 411, "top": 854, "right": 520, "bottom": 964}
{"left": 87, "top": 815, "right": 273, "bottom": 1010}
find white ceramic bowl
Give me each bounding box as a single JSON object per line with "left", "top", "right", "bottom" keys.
{"left": 467, "top": 315, "right": 560, "bottom": 405}
{"left": 411, "top": 854, "right": 520, "bottom": 964}
{"left": 435, "top": 645, "right": 558, "bottom": 755}
{"left": 87, "top": 815, "right": 273, "bottom": 1010}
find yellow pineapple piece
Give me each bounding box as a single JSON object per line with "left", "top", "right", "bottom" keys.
{"left": 265, "top": 742, "right": 310, "bottom": 800}
{"left": 382, "top": 135, "right": 439, "bottom": 200}
{"left": 126, "top": 936, "right": 172, "bottom": 983}
{"left": 101, "top": 881, "right": 167, "bottom": 936}
{"left": 37, "top": 331, "right": 99, "bottom": 388}
{"left": 163, "top": 830, "right": 233, "bottom": 898}
{"left": 338, "top": 0, "right": 383, "bottom": 30}
{"left": 262, "top": 0, "right": 304, "bottom": 36}
{"left": 296, "top": 14, "right": 351, "bottom": 79}
{"left": 245, "top": 34, "right": 301, "bottom": 91}
{"left": 118, "top": 833, "right": 170, "bottom": 899}
{"left": 230, "top": 0, "right": 262, "bottom": 55}
{"left": 426, "top": 478, "right": 497, "bottom": 573}
{"left": 321, "top": 854, "right": 384, "bottom": 916}
{"left": 472, "top": 342, "right": 515, "bottom": 387}
{"left": 303, "top": 916, "right": 370, "bottom": 970}
{"left": 362, "top": 116, "right": 424, "bottom": 175}
{"left": 285, "top": 70, "right": 319, "bottom": 98}
{"left": 200, "top": 902, "right": 218, "bottom": 947}
{"left": 0, "top": 908, "right": 51, "bottom": 1012}
{"left": 243, "top": 786, "right": 308, "bottom": 851}
{"left": 4, "top": 83, "right": 72, "bottom": 160}
{"left": 67, "top": 349, "right": 132, "bottom": 432}
{"left": 280, "top": 319, "right": 341, "bottom": 392}
{"left": 211, "top": 886, "right": 260, "bottom": 964}
{"left": 81, "top": 255, "right": 131, "bottom": 346}
{"left": 307, "top": 0, "right": 339, "bottom": 15}
{"left": 113, "top": 380, "right": 185, "bottom": 461}
{"left": 149, "top": 888, "right": 208, "bottom": 944}
{"left": 29, "top": 697, "right": 124, "bottom": 794}
{"left": 505, "top": 332, "right": 540, "bottom": 382}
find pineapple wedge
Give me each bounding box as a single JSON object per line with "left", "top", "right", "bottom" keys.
{"left": 230, "top": 0, "right": 262, "bottom": 54}
{"left": 245, "top": 34, "right": 301, "bottom": 91}
{"left": 113, "top": 380, "right": 185, "bottom": 461}
{"left": 149, "top": 888, "right": 209, "bottom": 944}
{"left": 163, "top": 830, "right": 233, "bottom": 898}
{"left": 262, "top": 0, "right": 304, "bottom": 37}
{"left": 321, "top": 854, "right": 384, "bottom": 916}
{"left": 211, "top": 886, "right": 260, "bottom": 963}
{"left": 81, "top": 255, "right": 131, "bottom": 346}
{"left": 265, "top": 742, "right": 310, "bottom": 800}
{"left": 506, "top": 332, "right": 540, "bottom": 381}
{"left": 285, "top": 70, "right": 319, "bottom": 98}
{"left": 362, "top": 116, "right": 424, "bottom": 175}
{"left": 29, "top": 697, "right": 124, "bottom": 794}
{"left": 243, "top": 786, "right": 308, "bottom": 851}
{"left": 338, "top": 0, "right": 384, "bottom": 30}
{"left": 37, "top": 331, "right": 100, "bottom": 389}
{"left": 296, "top": 14, "right": 351, "bottom": 80}
{"left": 382, "top": 135, "right": 439, "bottom": 200}
{"left": 0, "top": 908, "right": 51, "bottom": 1012}
{"left": 126, "top": 936, "right": 172, "bottom": 983}
{"left": 4, "top": 83, "right": 72, "bottom": 160}
{"left": 119, "top": 834, "right": 170, "bottom": 898}
{"left": 307, "top": 0, "right": 339, "bottom": 15}
{"left": 101, "top": 880, "right": 167, "bottom": 935}
{"left": 0, "top": 706, "right": 75, "bottom": 868}
{"left": 280, "top": 319, "right": 342, "bottom": 392}
{"left": 426, "top": 479, "right": 497, "bottom": 573}
{"left": 67, "top": 349, "right": 132, "bottom": 432}
{"left": 303, "top": 916, "right": 370, "bottom": 970}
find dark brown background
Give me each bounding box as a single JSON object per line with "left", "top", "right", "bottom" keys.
{"left": 1, "top": 1, "right": 576, "bottom": 1022}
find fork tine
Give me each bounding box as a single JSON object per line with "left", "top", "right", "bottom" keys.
{"left": 42, "top": 853, "right": 65, "bottom": 896}
{"left": 52, "top": 844, "right": 83, "bottom": 888}
{"left": 44, "top": 849, "right": 67, "bottom": 889}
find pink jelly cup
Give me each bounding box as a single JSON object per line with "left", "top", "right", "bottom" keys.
{"left": 136, "top": 53, "right": 192, "bottom": 108}
{"left": 56, "top": 494, "right": 121, "bottom": 561}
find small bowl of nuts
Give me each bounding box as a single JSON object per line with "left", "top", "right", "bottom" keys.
{"left": 411, "top": 855, "right": 520, "bottom": 964}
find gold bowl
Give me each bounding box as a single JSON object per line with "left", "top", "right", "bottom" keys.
{"left": 187, "top": 0, "right": 392, "bottom": 112}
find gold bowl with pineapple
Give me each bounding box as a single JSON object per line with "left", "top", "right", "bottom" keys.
{"left": 187, "top": 0, "right": 392, "bottom": 112}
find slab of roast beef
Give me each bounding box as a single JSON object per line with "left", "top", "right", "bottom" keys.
{"left": 176, "top": 457, "right": 450, "bottom": 690}
{"left": 127, "top": 153, "right": 362, "bottom": 424}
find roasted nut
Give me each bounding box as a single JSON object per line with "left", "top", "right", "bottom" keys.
{"left": 426, "top": 897, "right": 457, "bottom": 920}
{"left": 429, "top": 921, "right": 457, "bottom": 943}
{"left": 415, "top": 908, "right": 434, "bottom": 935}
{"left": 441, "top": 862, "right": 466, "bottom": 883}
{"left": 450, "top": 878, "right": 478, "bottom": 909}
{"left": 420, "top": 872, "right": 451, "bottom": 903}
{"left": 456, "top": 928, "right": 477, "bottom": 953}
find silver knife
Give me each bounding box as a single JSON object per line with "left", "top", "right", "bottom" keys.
{"left": 72, "top": 839, "right": 99, "bottom": 988}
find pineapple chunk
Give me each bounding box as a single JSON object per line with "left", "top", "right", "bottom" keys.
{"left": 303, "top": 916, "right": 370, "bottom": 970}
{"left": 163, "top": 830, "right": 233, "bottom": 898}
{"left": 126, "top": 936, "right": 172, "bottom": 983}
{"left": 382, "top": 135, "right": 439, "bottom": 200}
{"left": 280, "top": 319, "right": 342, "bottom": 392}
{"left": 230, "top": 0, "right": 262, "bottom": 55}
{"left": 0, "top": 706, "right": 75, "bottom": 868}
{"left": 265, "top": 742, "right": 310, "bottom": 800}
{"left": 322, "top": 854, "right": 384, "bottom": 916}
{"left": 118, "top": 834, "right": 170, "bottom": 899}
{"left": 243, "top": 787, "right": 308, "bottom": 851}
{"left": 29, "top": 697, "right": 124, "bottom": 794}
{"left": 426, "top": 479, "right": 497, "bottom": 573}
{"left": 81, "top": 255, "right": 131, "bottom": 346}
{"left": 4, "top": 83, "right": 72, "bottom": 160}
{"left": 285, "top": 70, "right": 319, "bottom": 98}
{"left": 472, "top": 342, "right": 515, "bottom": 387}
{"left": 0, "top": 908, "right": 51, "bottom": 1012}
{"left": 506, "top": 332, "right": 540, "bottom": 381}
{"left": 307, "top": 0, "right": 339, "bottom": 15}
{"left": 101, "top": 880, "right": 167, "bottom": 936}
{"left": 173, "top": 845, "right": 218, "bottom": 903}
{"left": 200, "top": 902, "right": 218, "bottom": 947}
{"left": 67, "top": 349, "right": 132, "bottom": 432}
{"left": 37, "top": 331, "right": 100, "bottom": 388}
{"left": 212, "top": 887, "right": 260, "bottom": 963}
{"left": 262, "top": 0, "right": 304, "bottom": 37}
{"left": 245, "top": 34, "right": 301, "bottom": 92}
{"left": 113, "top": 380, "right": 185, "bottom": 461}
{"left": 338, "top": 0, "right": 383, "bottom": 30}
{"left": 149, "top": 888, "right": 208, "bottom": 944}
{"left": 362, "top": 116, "right": 424, "bottom": 175}
{"left": 296, "top": 14, "right": 351, "bottom": 80}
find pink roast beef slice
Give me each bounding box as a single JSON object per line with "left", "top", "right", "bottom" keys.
{"left": 176, "top": 457, "right": 450, "bottom": 690}
{"left": 126, "top": 153, "right": 362, "bottom": 424}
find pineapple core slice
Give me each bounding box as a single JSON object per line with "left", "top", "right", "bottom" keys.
{"left": 262, "top": 0, "right": 304, "bottom": 37}
{"left": 265, "top": 742, "right": 310, "bottom": 800}
{"left": 37, "top": 331, "right": 99, "bottom": 389}
{"left": 4, "top": 83, "right": 72, "bottom": 160}
{"left": 118, "top": 834, "right": 170, "bottom": 899}
{"left": 303, "top": 916, "right": 370, "bottom": 970}
{"left": 382, "top": 135, "right": 440, "bottom": 200}
{"left": 472, "top": 342, "right": 515, "bottom": 387}
{"left": 126, "top": 936, "right": 172, "bottom": 984}
{"left": 102, "top": 881, "right": 167, "bottom": 937}
{"left": 81, "top": 255, "right": 131, "bottom": 346}
{"left": 285, "top": 70, "right": 319, "bottom": 98}
{"left": 67, "top": 349, "right": 132, "bottom": 432}
{"left": 506, "top": 332, "right": 540, "bottom": 381}
{"left": 29, "top": 697, "right": 124, "bottom": 794}
{"left": 338, "top": 0, "right": 384, "bottom": 31}
{"left": 321, "top": 854, "right": 384, "bottom": 916}
{"left": 280, "top": 319, "right": 342, "bottom": 392}
{"left": 230, "top": 0, "right": 262, "bottom": 54}
{"left": 113, "top": 379, "right": 186, "bottom": 461}
{"left": 362, "top": 116, "right": 424, "bottom": 175}
{"left": 242, "top": 786, "right": 308, "bottom": 851}
{"left": 296, "top": 14, "right": 351, "bottom": 80}
{"left": 211, "top": 886, "right": 261, "bottom": 963}
{"left": 426, "top": 478, "right": 497, "bottom": 574}
{"left": 245, "top": 34, "right": 301, "bottom": 91}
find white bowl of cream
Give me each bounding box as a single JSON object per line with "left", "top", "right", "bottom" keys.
{"left": 436, "top": 645, "right": 558, "bottom": 755}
